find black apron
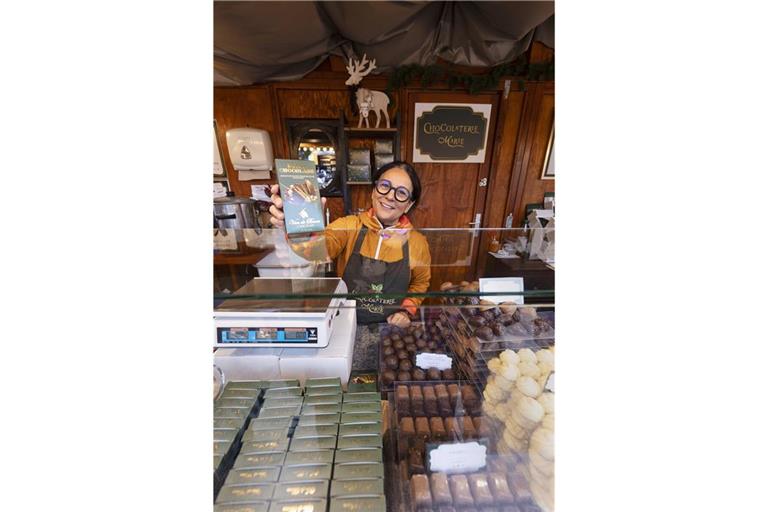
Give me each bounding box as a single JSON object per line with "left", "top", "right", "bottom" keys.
{"left": 343, "top": 226, "right": 411, "bottom": 324}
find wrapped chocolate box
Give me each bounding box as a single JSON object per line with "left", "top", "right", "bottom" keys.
{"left": 215, "top": 398, "right": 257, "bottom": 410}
{"left": 306, "top": 377, "right": 341, "bottom": 388}
{"left": 225, "top": 380, "right": 264, "bottom": 390}
{"left": 234, "top": 452, "right": 287, "bottom": 469}
{"left": 284, "top": 449, "right": 335, "bottom": 466}
{"left": 336, "top": 434, "right": 383, "bottom": 449}
{"left": 279, "top": 464, "right": 333, "bottom": 483}
{"left": 334, "top": 448, "right": 382, "bottom": 464}
{"left": 338, "top": 422, "right": 381, "bottom": 436}
{"left": 214, "top": 407, "right": 249, "bottom": 420}
{"left": 330, "top": 496, "right": 386, "bottom": 512}
{"left": 215, "top": 502, "right": 269, "bottom": 512}
{"left": 263, "top": 380, "right": 300, "bottom": 388}
{"left": 289, "top": 436, "right": 337, "bottom": 452}
{"left": 340, "top": 412, "right": 381, "bottom": 424}
{"left": 273, "top": 480, "right": 329, "bottom": 501}
{"left": 342, "top": 392, "right": 380, "bottom": 403}
{"left": 213, "top": 429, "right": 239, "bottom": 443}
{"left": 332, "top": 462, "right": 384, "bottom": 480}
{"left": 242, "top": 428, "right": 291, "bottom": 443}
{"left": 330, "top": 478, "right": 385, "bottom": 497}
{"left": 249, "top": 417, "right": 294, "bottom": 431}
{"left": 297, "top": 413, "right": 340, "bottom": 426}
{"left": 305, "top": 387, "right": 344, "bottom": 397}
{"left": 341, "top": 401, "right": 381, "bottom": 413}
{"left": 215, "top": 418, "right": 246, "bottom": 430}
{"left": 240, "top": 438, "right": 290, "bottom": 454}
{"left": 224, "top": 467, "right": 282, "bottom": 486}
{"left": 258, "top": 405, "right": 301, "bottom": 418}
{"left": 264, "top": 387, "right": 303, "bottom": 399}
{"left": 303, "top": 394, "right": 342, "bottom": 406}
{"left": 269, "top": 499, "right": 327, "bottom": 512}
{"left": 293, "top": 424, "right": 339, "bottom": 439}
{"left": 262, "top": 396, "right": 304, "bottom": 409}
{"left": 301, "top": 403, "right": 342, "bottom": 415}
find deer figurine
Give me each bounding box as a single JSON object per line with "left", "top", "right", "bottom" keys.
{"left": 345, "top": 54, "right": 391, "bottom": 129}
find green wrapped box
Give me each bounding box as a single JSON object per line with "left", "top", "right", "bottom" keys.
{"left": 330, "top": 478, "right": 384, "bottom": 497}
{"left": 340, "top": 402, "right": 381, "bottom": 413}
{"left": 219, "top": 388, "right": 262, "bottom": 400}
{"left": 224, "top": 467, "right": 282, "bottom": 486}
{"left": 234, "top": 452, "right": 287, "bottom": 469}
{"left": 293, "top": 424, "right": 338, "bottom": 439}
{"left": 214, "top": 441, "right": 233, "bottom": 457}
{"left": 215, "top": 502, "right": 269, "bottom": 512}
{"left": 215, "top": 407, "right": 249, "bottom": 419}
{"left": 214, "top": 429, "right": 239, "bottom": 443}
{"left": 303, "top": 394, "right": 342, "bottom": 406}
{"left": 273, "top": 480, "right": 329, "bottom": 501}
{"left": 215, "top": 398, "right": 257, "bottom": 409}
{"left": 305, "top": 387, "right": 344, "bottom": 397}
{"left": 284, "top": 449, "right": 334, "bottom": 466}
{"left": 332, "top": 463, "right": 384, "bottom": 480}
{"left": 338, "top": 423, "right": 381, "bottom": 436}
{"left": 257, "top": 406, "right": 301, "bottom": 418}
{"left": 225, "top": 381, "right": 264, "bottom": 390}
{"left": 263, "top": 387, "right": 303, "bottom": 398}
{"left": 264, "top": 380, "right": 300, "bottom": 388}
{"left": 262, "top": 397, "right": 304, "bottom": 409}
{"left": 329, "top": 496, "right": 385, "bottom": 512}
{"left": 269, "top": 500, "right": 327, "bottom": 512}
{"left": 242, "top": 428, "right": 291, "bottom": 443}
{"left": 214, "top": 454, "right": 224, "bottom": 470}
{"left": 279, "top": 464, "right": 332, "bottom": 482}
{"left": 289, "top": 436, "right": 336, "bottom": 451}
{"left": 341, "top": 392, "right": 380, "bottom": 403}
{"left": 333, "top": 448, "right": 382, "bottom": 464}
{"left": 248, "top": 417, "right": 294, "bottom": 431}
{"left": 336, "top": 434, "right": 382, "bottom": 450}
{"left": 340, "top": 412, "right": 381, "bottom": 424}
{"left": 305, "top": 377, "right": 341, "bottom": 387}
{"left": 215, "top": 484, "right": 275, "bottom": 504}
{"left": 215, "top": 418, "right": 246, "bottom": 430}
{"left": 347, "top": 382, "right": 377, "bottom": 393}
{"left": 301, "top": 403, "right": 341, "bottom": 415}
{"left": 296, "top": 413, "right": 340, "bottom": 426}
{"left": 240, "top": 438, "right": 290, "bottom": 454}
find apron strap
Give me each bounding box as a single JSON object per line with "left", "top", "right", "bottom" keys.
{"left": 352, "top": 226, "right": 368, "bottom": 253}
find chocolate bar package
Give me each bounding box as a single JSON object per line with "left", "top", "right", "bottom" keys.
{"left": 279, "top": 464, "right": 333, "bottom": 482}
{"left": 276, "top": 159, "right": 325, "bottom": 235}
{"left": 329, "top": 496, "right": 386, "bottom": 512}
{"left": 273, "top": 480, "right": 329, "bottom": 501}
{"left": 224, "top": 467, "right": 282, "bottom": 486}
{"left": 333, "top": 462, "right": 384, "bottom": 480}
{"left": 215, "top": 503, "right": 269, "bottom": 512}
{"left": 269, "top": 499, "right": 327, "bottom": 512}
{"left": 215, "top": 483, "right": 275, "bottom": 504}
{"left": 330, "top": 478, "right": 384, "bottom": 497}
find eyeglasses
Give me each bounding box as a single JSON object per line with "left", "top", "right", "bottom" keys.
{"left": 374, "top": 179, "right": 412, "bottom": 203}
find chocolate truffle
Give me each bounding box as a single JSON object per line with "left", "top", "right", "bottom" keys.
{"left": 397, "top": 349, "right": 409, "bottom": 360}
{"left": 391, "top": 333, "right": 402, "bottom": 342}
{"left": 427, "top": 368, "right": 442, "bottom": 381}
{"left": 448, "top": 474, "right": 474, "bottom": 507}
{"left": 404, "top": 335, "right": 415, "bottom": 345}
{"left": 441, "top": 369, "right": 456, "bottom": 381}
{"left": 427, "top": 341, "right": 438, "bottom": 350}
{"left": 412, "top": 368, "right": 427, "bottom": 381}
{"left": 382, "top": 346, "right": 395, "bottom": 357}
{"left": 397, "top": 370, "right": 412, "bottom": 382}
{"left": 385, "top": 355, "right": 399, "bottom": 370}
{"left": 430, "top": 472, "right": 453, "bottom": 505}
{"left": 411, "top": 474, "right": 432, "bottom": 509}
{"left": 406, "top": 344, "right": 417, "bottom": 354}
{"left": 394, "top": 339, "right": 405, "bottom": 350}
{"left": 468, "top": 315, "right": 487, "bottom": 328}
{"left": 416, "top": 338, "right": 428, "bottom": 349}
{"left": 497, "top": 313, "right": 515, "bottom": 325}
{"left": 382, "top": 370, "right": 396, "bottom": 386}
{"left": 476, "top": 326, "right": 494, "bottom": 341}
{"left": 400, "top": 359, "right": 414, "bottom": 371}
{"left": 491, "top": 323, "right": 504, "bottom": 336}
{"left": 382, "top": 336, "right": 392, "bottom": 347}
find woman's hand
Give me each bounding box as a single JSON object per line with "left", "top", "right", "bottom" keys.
{"left": 268, "top": 184, "right": 326, "bottom": 228}
{"left": 387, "top": 311, "right": 411, "bottom": 328}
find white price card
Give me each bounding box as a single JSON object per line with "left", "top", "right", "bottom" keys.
{"left": 544, "top": 371, "right": 554, "bottom": 393}
{"left": 416, "top": 353, "right": 452, "bottom": 371}
{"left": 429, "top": 442, "right": 487, "bottom": 474}
{"left": 213, "top": 182, "right": 227, "bottom": 198}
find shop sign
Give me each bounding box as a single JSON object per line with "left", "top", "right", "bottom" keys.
{"left": 413, "top": 103, "right": 492, "bottom": 163}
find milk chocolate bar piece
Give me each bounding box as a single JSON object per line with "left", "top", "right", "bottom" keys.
{"left": 216, "top": 484, "right": 275, "bottom": 504}
{"left": 408, "top": 446, "right": 425, "bottom": 474}
{"left": 333, "top": 462, "right": 384, "bottom": 480}
{"left": 468, "top": 474, "right": 494, "bottom": 506}
{"left": 461, "top": 385, "right": 480, "bottom": 413}
{"left": 269, "top": 499, "right": 327, "bottom": 512}
{"left": 445, "top": 417, "right": 462, "bottom": 441}
{"left": 430, "top": 417, "right": 447, "bottom": 441}
{"left": 399, "top": 416, "right": 415, "bottom": 458}
{"left": 487, "top": 472, "right": 515, "bottom": 504}
{"left": 411, "top": 474, "right": 433, "bottom": 509}
{"left": 330, "top": 478, "right": 384, "bottom": 497}
{"left": 329, "top": 496, "right": 386, "bottom": 512}
{"left": 396, "top": 385, "right": 411, "bottom": 415}
{"left": 447, "top": 384, "right": 461, "bottom": 409}
{"left": 279, "top": 464, "right": 332, "bottom": 482}
{"left": 462, "top": 416, "right": 477, "bottom": 439}
{"left": 339, "top": 422, "right": 381, "bottom": 436}
{"left": 410, "top": 386, "right": 425, "bottom": 417}
{"left": 284, "top": 449, "right": 334, "bottom": 466}
{"left": 215, "top": 503, "right": 269, "bottom": 512}
{"left": 508, "top": 474, "right": 533, "bottom": 504}
{"left": 293, "top": 424, "right": 339, "bottom": 438}
{"left": 273, "top": 480, "right": 329, "bottom": 501}
{"left": 449, "top": 474, "right": 474, "bottom": 507}
{"left": 435, "top": 384, "right": 452, "bottom": 416}
{"left": 415, "top": 417, "right": 431, "bottom": 439}
{"left": 423, "top": 385, "right": 439, "bottom": 416}
{"left": 473, "top": 417, "right": 493, "bottom": 438}
{"left": 225, "top": 467, "right": 282, "bottom": 486}
{"left": 430, "top": 472, "right": 453, "bottom": 505}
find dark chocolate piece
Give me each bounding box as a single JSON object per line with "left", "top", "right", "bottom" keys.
{"left": 393, "top": 340, "right": 405, "bottom": 350}
{"left": 406, "top": 344, "right": 417, "bottom": 354}
{"left": 441, "top": 369, "right": 456, "bottom": 381}
{"left": 448, "top": 384, "right": 460, "bottom": 409}
{"left": 382, "top": 370, "right": 396, "bottom": 386}
{"left": 449, "top": 474, "right": 474, "bottom": 507}
{"left": 400, "top": 359, "right": 414, "bottom": 371}
{"left": 410, "top": 385, "right": 425, "bottom": 417}
{"left": 430, "top": 417, "right": 447, "bottom": 441}
{"left": 397, "top": 349, "right": 410, "bottom": 360}
{"left": 408, "top": 446, "right": 425, "bottom": 474}
{"left": 382, "top": 346, "right": 395, "bottom": 357}
{"left": 397, "top": 370, "right": 412, "bottom": 382}
{"left": 462, "top": 416, "right": 477, "bottom": 439}
{"left": 396, "top": 385, "right": 411, "bottom": 414}
{"left": 415, "top": 416, "right": 430, "bottom": 439}
{"left": 445, "top": 417, "right": 462, "bottom": 441}
{"left": 468, "top": 315, "right": 487, "bottom": 328}
{"left": 430, "top": 472, "right": 453, "bottom": 505}
{"left": 468, "top": 474, "right": 494, "bottom": 506}
{"left": 476, "top": 326, "right": 494, "bottom": 341}
{"left": 385, "top": 355, "right": 399, "bottom": 370}
{"left": 491, "top": 323, "right": 504, "bottom": 336}
{"left": 412, "top": 368, "right": 427, "bottom": 381}
{"left": 473, "top": 417, "right": 493, "bottom": 438}
{"left": 423, "top": 385, "right": 438, "bottom": 416}
{"left": 416, "top": 338, "right": 427, "bottom": 349}
{"left": 411, "top": 474, "right": 433, "bottom": 509}
{"left": 435, "top": 384, "right": 451, "bottom": 416}
{"left": 427, "top": 368, "right": 442, "bottom": 380}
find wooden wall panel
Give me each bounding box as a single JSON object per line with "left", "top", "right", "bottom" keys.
{"left": 277, "top": 89, "right": 351, "bottom": 120}
{"left": 213, "top": 86, "right": 278, "bottom": 197}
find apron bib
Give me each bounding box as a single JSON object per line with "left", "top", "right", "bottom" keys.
{"left": 343, "top": 226, "right": 411, "bottom": 324}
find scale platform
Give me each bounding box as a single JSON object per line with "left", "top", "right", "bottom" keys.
{"left": 213, "top": 277, "right": 347, "bottom": 348}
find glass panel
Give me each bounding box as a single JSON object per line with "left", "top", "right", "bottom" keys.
{"left": 297, "top": 129, "right": 337, "bottom": 191}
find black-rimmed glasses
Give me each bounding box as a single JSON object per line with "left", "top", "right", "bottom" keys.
{"left": 374, "top": 179, "right": 412, "bottom": 203}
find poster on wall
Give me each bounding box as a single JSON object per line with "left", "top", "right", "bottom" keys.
{"left": 413, "top": 103, "right": 492, "bottom": 163}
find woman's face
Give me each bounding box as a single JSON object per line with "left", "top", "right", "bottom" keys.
{"left": 371, "top": 167, "right": 414, "bottom": 226}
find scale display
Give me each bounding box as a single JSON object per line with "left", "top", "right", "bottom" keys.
{"left": 217, "top": 326, "right": 319, "bottom": 344}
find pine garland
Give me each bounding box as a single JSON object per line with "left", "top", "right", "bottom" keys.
{"left": 386, "top": 57, "right": 554, "bottom": 94}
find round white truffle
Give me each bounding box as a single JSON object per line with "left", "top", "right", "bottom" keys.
{"left": 516, "top": 376, "right": 542, "bottom": 398}
{"left": 515, "top": 396, "right": 545, "bottom": 424}
{"left": 499, "top": 349, "right": 520, "bottom": 366}
{"left": 494, "top": 373, "right": 515, "bottom": 391}
{"left": 536, "top": 349, "right": 554, "bottom": 366}
{"left": 500, "top": 362, "right": 519, "bottom": 382}
{"left": 517, "top": 348, "right": 537, "bottom": 364}
{"left": 487, "top": 357, "right": 503, "bottom": 374}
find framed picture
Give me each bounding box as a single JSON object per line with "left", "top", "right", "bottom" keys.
{"left": 540, "top": 123, "right": 554, "bottom": 180}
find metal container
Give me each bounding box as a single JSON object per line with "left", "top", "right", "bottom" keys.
{"left": 214, "top": 193, "right": 262, "bottom": 234}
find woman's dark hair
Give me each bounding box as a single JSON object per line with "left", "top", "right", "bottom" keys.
{"left": 372, "top": 161, "right": 422, "bottom": 207}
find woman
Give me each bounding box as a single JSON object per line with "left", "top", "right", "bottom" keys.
{"left": 269, "top": 161, "right": 431, "bottom": 328}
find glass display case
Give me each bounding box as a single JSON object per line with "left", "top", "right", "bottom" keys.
{"left": 213, "top": 227, "right": 554, "bottom": 512}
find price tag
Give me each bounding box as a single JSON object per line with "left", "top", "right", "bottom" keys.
{"left": 213, "top": 182, "right": 227, "bottom": 198}
{"left": 544, "top": 371, "right": 554, "bottom": 393}
{"left": 416, "top": 353, "right": 452, "bottom": 370}
{"left": 429, "top": 442, "right": 487, "bottom": 474}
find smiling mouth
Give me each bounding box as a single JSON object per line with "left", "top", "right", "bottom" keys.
{"left": 378, "top": 200, "right": 396, "bottom": 211}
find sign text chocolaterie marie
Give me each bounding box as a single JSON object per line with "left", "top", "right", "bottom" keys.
{"left": 413, "top": 103, "right": 492, "bottom": 163}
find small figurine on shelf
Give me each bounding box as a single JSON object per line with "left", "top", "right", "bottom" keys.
{"left": 345, "top": 54, "right": 391, "bottom": 129}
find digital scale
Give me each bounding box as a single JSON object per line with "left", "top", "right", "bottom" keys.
{"left": 213, "top": 277, "right": 348, "bottom": 348}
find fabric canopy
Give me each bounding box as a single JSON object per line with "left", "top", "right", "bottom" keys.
{"left": 214, "top": 1, "right": 554, "bottom": 85}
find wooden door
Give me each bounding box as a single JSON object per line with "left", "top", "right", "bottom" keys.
{"left": 403, "top": 91, "right": 501, "bottom": 290}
